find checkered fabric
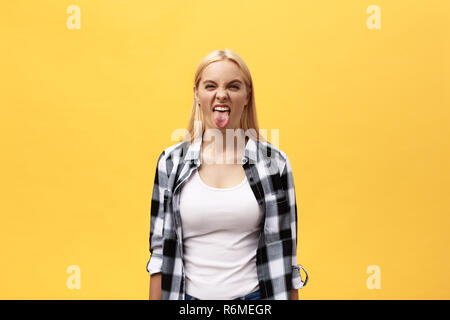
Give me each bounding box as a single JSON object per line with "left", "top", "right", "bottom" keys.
{"left": 146, "top": 135, "right": 308, "bottom": 300}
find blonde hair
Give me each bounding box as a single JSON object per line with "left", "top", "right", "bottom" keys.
{"left": 183, "top": 49, "right": 266, "bottom": 144}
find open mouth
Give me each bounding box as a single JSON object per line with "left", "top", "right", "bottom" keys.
{"left": 212, "top": 105, "right": 231, "bottom": 128}
{"left": 212, "top": 105, "right": 231, "bottom": 113}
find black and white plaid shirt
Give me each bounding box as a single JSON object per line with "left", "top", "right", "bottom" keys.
{"left": 146, "top": 135, "right": 308, "bottom": 299}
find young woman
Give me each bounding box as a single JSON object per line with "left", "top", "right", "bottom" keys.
{"left": 147, "top": 49, "right": 308, "bottom": 300}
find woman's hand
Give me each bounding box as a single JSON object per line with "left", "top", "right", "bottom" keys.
{"left": 290, "top": 289, "right": 299, "bottom": 300}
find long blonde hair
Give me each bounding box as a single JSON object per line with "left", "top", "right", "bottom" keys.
{"left": 183, "top": 49, "right": 266, "bottom": 144}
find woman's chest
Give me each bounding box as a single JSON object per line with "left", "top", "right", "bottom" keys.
{"left": 197, "top": 164, "right": 246, "bottom": 189}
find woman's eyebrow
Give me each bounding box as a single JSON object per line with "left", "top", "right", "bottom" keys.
{"left": 203, "top": 79, "right": 243, "bottom": 84}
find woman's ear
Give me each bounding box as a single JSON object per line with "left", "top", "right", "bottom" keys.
{"left": 193, "top": 85, "right": 198, "bottom": 102}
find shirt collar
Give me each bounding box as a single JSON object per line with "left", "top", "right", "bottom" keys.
{"left": 183, "top": 133, "right": 259, "bottom": 165}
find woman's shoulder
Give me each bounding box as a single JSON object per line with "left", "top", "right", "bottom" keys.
{"left": 256, "top": 139, "right": 288, "bottom": 163}
{"left": 252, "top": 139, "right": 292, "bottom": 175}
{"left": 155, "top": 140, "right": 190, "bottom": 165}
{"left": 162, "top": 140, "right": 187, "bottom": 156}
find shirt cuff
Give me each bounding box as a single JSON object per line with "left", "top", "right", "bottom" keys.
{"left": 147, "top": 253, "right": 163, "bottom": 275}
{"left": 292, "top": 264, "right": 309, "bottom": 289}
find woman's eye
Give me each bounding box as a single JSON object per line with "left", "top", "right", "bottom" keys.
{"left": 204, "top": 84, "right": 239, "bottom": 89}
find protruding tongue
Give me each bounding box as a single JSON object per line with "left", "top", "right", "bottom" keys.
{"left": 213, "top": 110, "right": 230, "bottom": 128}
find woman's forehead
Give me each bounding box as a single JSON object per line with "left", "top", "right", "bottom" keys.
{"left": 202, "top": 60, "right": 244, "bottom": 81}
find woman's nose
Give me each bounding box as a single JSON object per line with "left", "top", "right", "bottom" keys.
{"left": 216, "top": 87, "right": 227, "bottom": 98}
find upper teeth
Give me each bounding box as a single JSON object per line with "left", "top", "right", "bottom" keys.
{"left": 213, "top": 106, "right": 230, "bottom": 111}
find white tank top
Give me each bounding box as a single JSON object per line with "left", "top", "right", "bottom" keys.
{"left": 179, "top": 169, "right": 263, "bottom": 300}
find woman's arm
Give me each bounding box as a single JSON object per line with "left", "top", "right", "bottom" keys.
{"left": 149, "top": 273, "right": 162, "bottom": 300}
{"left": 147, "top": 151, "right": 167, "bottom": 299}
{"left": 280, "top": 155, "right": 307, "bottom": 292}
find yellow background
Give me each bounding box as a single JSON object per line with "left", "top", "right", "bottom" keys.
{"left": 1, "top": 0, "right": 449, "bottom": 299}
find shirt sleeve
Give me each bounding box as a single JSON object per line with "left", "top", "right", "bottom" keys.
{"left": 146, "top": 151, "right": 166, "bottom": 276}
{"left": 280, "top": 155, "right": 308, "bottom": 290}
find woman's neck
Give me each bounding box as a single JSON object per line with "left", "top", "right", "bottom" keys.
{"left": 201, "top": 128, "right": 248, "bottom": 165}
